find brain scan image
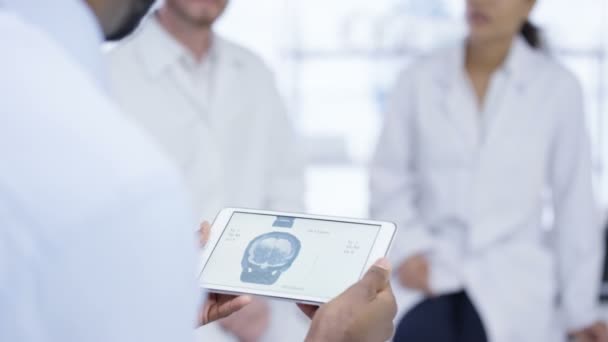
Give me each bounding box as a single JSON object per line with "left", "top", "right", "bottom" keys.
{"left": 241, "top": 232, "right": 301, "bottom": 285}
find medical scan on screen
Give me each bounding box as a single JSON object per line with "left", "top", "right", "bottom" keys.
{"left": 200, "top": 212, "right": 381, "bottom": 300}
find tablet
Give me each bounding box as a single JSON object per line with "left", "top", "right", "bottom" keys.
{"left": 198, "top": 208, "right": 397, "bottom": 305}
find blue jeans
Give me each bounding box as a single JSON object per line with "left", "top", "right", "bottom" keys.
{"left": 394, "top": 291, "right": 488, "bottom": 342}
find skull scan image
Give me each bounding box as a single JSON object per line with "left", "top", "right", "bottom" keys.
{"left": 241, "top": 232, "right": 301, "bottom": 285}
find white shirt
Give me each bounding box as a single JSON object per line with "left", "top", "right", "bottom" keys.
{"left": 0, "top": 9, "right": 198, "bottom": 342}
{"left": 371, "top": 38, "right": 602, "bottom": 341}
{"left": 108, "top": 16, "right": 305, "bottom": 222}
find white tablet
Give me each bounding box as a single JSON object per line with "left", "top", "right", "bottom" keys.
{"left": 198, "top": 208, "right": 397, "bottom": 305}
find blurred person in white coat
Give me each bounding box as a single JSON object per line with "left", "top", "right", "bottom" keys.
{"left": 107, "top": 0, "right": 308, "bottom": 341}
{"left": 370, "top": 0, "right": 607, "bottom": 341}
{"left": 0, "top": 1, "right": 398, "bottom": 342}
{"left": 0, "top": 0, "right": 255, "bottom": 340}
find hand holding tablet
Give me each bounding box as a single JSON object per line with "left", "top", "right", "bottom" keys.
{"left": 302, "top": 258, "right": 397, "bottom": 342}
{"left": 199, "top": 208, "right": 397, "bottom": 305}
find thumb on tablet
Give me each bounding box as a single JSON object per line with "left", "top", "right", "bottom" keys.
{"left": 359, "top": 258, "right": 392, "bottom": 296}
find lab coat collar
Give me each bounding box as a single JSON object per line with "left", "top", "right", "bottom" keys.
{"left": 433, "top": 37, "right": 540, "bottom": 147}
{"left": 501, "top": 37, "right": 539, "bottom": 91}
{"left": 435, "top": 36, "right": 540, "bottom": 92}
{"left": 135, "top": 15, "right": 240, "bottom": 77}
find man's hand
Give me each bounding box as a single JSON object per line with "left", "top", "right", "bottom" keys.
{"left": 570, "top": 321, "right": 608, "bottom": 342}
{"left": 397, "top": 254, "right": 431, "bottom": 295}
{"left": 300, "top": 258, "right": 398, "bottom": 342}
{"left": 219, "top": 297, "right": 271, "bottom": 342}
{"left": 199, "top": 293, "right": 252, "bottom": 326}
{"left": 197, "top": 221, "right": 253, "bottom": 327}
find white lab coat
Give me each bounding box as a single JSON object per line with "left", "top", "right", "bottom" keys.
{"left": 1, "top": 0, "right": 108, "bottom": 87}
{"left": 108, "top": 17, "right": 309, "bottom": 341}
{"left": 108, "top": 17, "right": 305, "bottom": 222}
{"left": 371, "top": 38, "right": 604, "bottom": 342}
{"left": 0, "top": 8, "right": 197, "bottom": 342}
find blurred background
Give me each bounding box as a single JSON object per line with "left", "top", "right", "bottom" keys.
{"left": 5, "top": 1, "right": 608, "bottom": 340}
{"left": 213, "top": 0, "right": 608, "bottom": 218}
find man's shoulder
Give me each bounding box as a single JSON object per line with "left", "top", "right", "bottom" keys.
{"left": 0, "top": 10, "right": 55, "bottom": 60}
{"left": 0, "top": 11, "right": 185, "bottom": 223}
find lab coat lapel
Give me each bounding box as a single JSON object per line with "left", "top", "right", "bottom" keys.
{"left": 434, "top": 44, "right": 480, "bottom": 148}
{"left": 208, "top": 38, "right": 243, "bottom": 127}
{"left": 481, "top": 38, "right": 536, "bottom": 150}
{"left": 169, "top": 67, "right": 211, "bottom": 116}
{"left": 136, "top": 17, "right": 213, "bottom": 119}
{"left": 472, "top": 39, "right": 540, "bottom": 248}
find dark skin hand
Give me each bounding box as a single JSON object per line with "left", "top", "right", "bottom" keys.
{"left": 570, "top": 321, "right": 608, "bottom": 342}
{"left": 299, "top": 258, "right": 398, "bottom": 342}
{"left": 219, "top": 296, "right": 271, "bottom": 342}
{"left": 199, "top": 222, "right": 271, "bottom": 342}
{"left": 199, "top": 293, "right": 252, "bottom": 326}
{"left": 197, "top": 222, "right": 253, "bottom": 327}
{"left": 199, "top": 223, "right": 398, "bottom": 341}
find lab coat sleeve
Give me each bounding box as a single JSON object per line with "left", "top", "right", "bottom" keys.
{"left": 550, "top": 79, "right": 603, "bottom": 332}
{"left": 262, "top": 73, "right": 306, "bottom": 212}
{"left": 370, "top": 71, "right": 434, "bottom": 265}
{"left": 40, "top": 178, "right": 200, "bottom": 342}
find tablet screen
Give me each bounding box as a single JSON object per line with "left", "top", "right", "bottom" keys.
{"left": 201, "top": 212, "right": 382, "bottom": 301}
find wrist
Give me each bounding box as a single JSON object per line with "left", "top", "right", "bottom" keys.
{"left": 305, "top": 316, "right": 346, "bottom": 342}
{"left": 304, "top": 321, "right": 329, "bottom": 342}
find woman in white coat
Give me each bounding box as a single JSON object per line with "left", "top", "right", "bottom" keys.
{"left": 370, "top": 0, "right": 607, "bottom": 341}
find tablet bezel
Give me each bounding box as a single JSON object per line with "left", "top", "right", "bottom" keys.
{"left": 198, "top": 207, "right": 397, "bottom": 305}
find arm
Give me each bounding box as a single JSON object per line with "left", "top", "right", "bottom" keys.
{"left": 38, "top": 174, "right": 200, "bottom": 342}
{"left": 550, "top": 79, "right": 604, "bottom": 333}
{"left": 370, "top": 71, "right": 434, "bottom": 266}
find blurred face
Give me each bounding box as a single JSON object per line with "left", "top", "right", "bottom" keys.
{"left": 466, "top": 0, "right": 535, "bottom": 44}
{"left": 165, "top": 0, "right": 229, "bottom": 27}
